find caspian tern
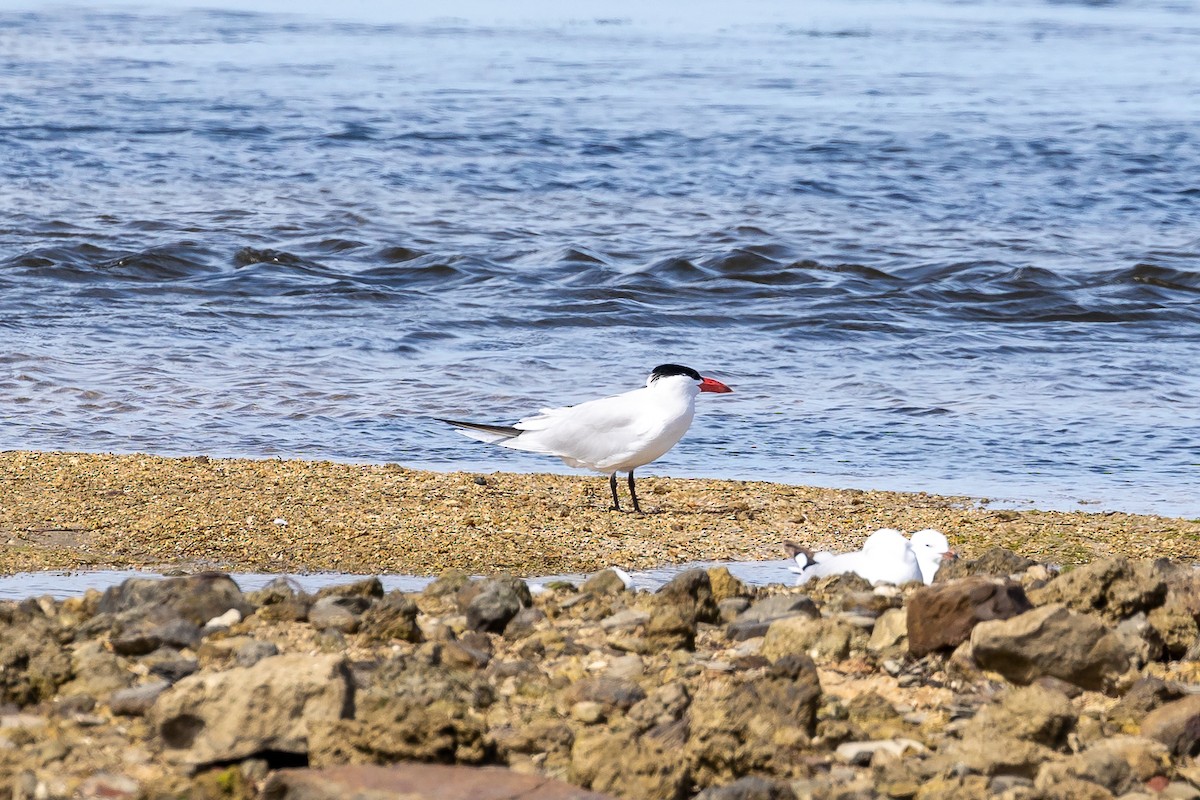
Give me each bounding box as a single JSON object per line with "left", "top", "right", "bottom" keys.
{"left": 437, "top": 364, "right": 733, "bottom": 512}
{"left": 785, "top": 528, "right": 923, "bottom": 586}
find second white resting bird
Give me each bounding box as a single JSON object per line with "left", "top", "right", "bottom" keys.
{"left": 785, "top": 528, "right": 955, "bottom": 586}
{"left": 437, "top": 363, "right": 733, "bottom": 512}
{"left": 909, "top": 528, "right": 955, "bottom": 584}
{"left": 786, "top": 528, "right": 924, "bottom": 586}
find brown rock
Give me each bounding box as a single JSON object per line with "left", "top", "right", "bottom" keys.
{"left": 1138, "top": 694, "right": 1200, "bottom": 756}
{"left": 314, "top": 577, "right": 384, "bottom": 599}
{"left": 571, "top": 729, "right": 691, "bottom": 800}
{"left": 940, "top": 735, "right": 1059, "bottom": 778}
{"left": 152, "top": 653, "right": 353, "bottom": 767}
{"left": 1147, "top": 599, "right": 1200, "bottom": 659}
{"left": 961, "top": 684, "right": 1076, "bottom": 749}
{"left": 263, "top": 763, "right": 616, "bottom": 800}
{"left": 0, "top": 602, "right": 73, "bottom": 707}
{"left": 309, "top": 658, "right": 493, "bottom": 766}
{"left": 1028, "top": 557, "right": 1168, "bottom": 622}
{"left": 685, "top": 655, "right": 822, "bottom": 787}
{"left": 1107, "top": 676, "right": 1187, "bottom": 733}
{"left": 77, "top": 773, "right": 139, "bottom": 800}
{"left": 970, "top": 604, "right": 1131, "bottom": 692}
{"left": 1036, "top": 736, "right": 1171, "bottom": 796}
{"left": 580, "top": 569, "right": 628, "bottom": 596}
{"left": 843, "top": 692, "right": 914, "bottom": 742}
{"left": 359, "top": 593, "right": 422, "bottom": 643}
{"left": 567, "top": 677, "right": 647, "bottom": 712}
{"left": 934, "top": 547, "right": 1038, "bottom": 581}
{"left": 762, "top": 617, "right": 867, "bottom": 662}
{"left": 706, "top": 567, "right": 749, "bottom": 603}
{"left": 1033, "top": 777, "right": 1116, "bottom": 800}
{"left": 644, "top": 605, "right": 696, "bottom": 652}
{"left": 657, "top": 569, "right": 720, "bottom": 624}
{"left": 907, "top": 577, "right": 1032, "bottom": 657}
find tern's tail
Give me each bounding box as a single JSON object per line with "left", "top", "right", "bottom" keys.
{"left": 437, "top": 417, "right": 523, "bottom": 445}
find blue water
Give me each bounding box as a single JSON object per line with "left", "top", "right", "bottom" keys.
{"left": 1, "top": 0, "right": 1198, "bottom": 516}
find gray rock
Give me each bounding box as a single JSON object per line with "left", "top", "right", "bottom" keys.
{"left": 142, "top": 650, "right": 199, "bottom": 683}
{"left": 694, "top": 775, "right": 798, "bottom": 800}
{"left": 1115, "top": 612, "right": 1167, "bottom": 666}
{"left": 835, "top": 739, "right": 928, "bottom": 767}
{"left": 907, "top": 577, "right": 1032, "bottom": 657}
{"left": 234, "top": 639, "right": 280, "bottom": 668}
{"left": 503, "top": 606, "right": 547, "bottom": 639}
{"left": 98, "top": 572, "right": 253, "bottom": 627}
{"left": 466, "top": 576, "right": 533, "bottom": 634}
{"left": 600, "top": 609, "right": 650, "bottom": 632}
{"left": 970, "top": 604, "right": 1132, "bottom": 692}
{"left": 868, "top": 608, "right": 908, "bottom": 654}
{"left": 315, "top": 577, "right": 384, "bottom": 600}
{"left": 152, "top": 653, "right": 353, "bottom": 767}
{"left": 248, "top": 578, "right": 312, "bottom": 623}
{"left": 360, "top": 593, "right": 422, "bottom": 643}
{"left": 738, "top": 594, "right": 821, "bottom": 623}
{"left": 308, "top": 595, "right": 373, "bottom": 634}
{"left": 727, "top": 594, "right": 820, "bottom": 641}
{"left": 580, "top": 569, "right": 629, "bottom": 596}
{"left": 109, "top": 681, "right": 170, "bottom": 716}
{"left": 567, "top": 677, "right": 647, "bottom": 711}
{"left": 657, "top": 568, "right": 720, "bottom": 624}
{"left": 60, "top": 640, "right": 132, "bottom": 699}
{"left": 110, "top": 615, "right": 201, "bottom": 656}
{"left": 717, "top": 597, "right": 751, "bottom": 623}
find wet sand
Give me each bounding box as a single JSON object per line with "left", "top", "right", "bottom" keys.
{"left": 0, "top": 451, "right": 1196, "bottom": 577}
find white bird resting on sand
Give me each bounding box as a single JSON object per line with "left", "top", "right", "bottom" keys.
{"left": 784, "top": 528, "right": 954, "bottom": 586}
{"left": 909, "top": 528, "right": 955, "bottom": 584}
{"left": 438, "top": 363, "right": 732, "bottom": 512}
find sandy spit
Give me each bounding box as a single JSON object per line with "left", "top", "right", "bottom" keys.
{"left": 0, "top": 451, "right": 1196, "bottom": 577}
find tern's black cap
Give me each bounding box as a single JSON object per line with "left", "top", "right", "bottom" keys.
{"left": 650, "top": 364, "right": 702, "bottom": 382}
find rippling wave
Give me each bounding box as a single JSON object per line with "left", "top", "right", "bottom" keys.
{"left": 1, "top": 0, "right": 1198, "bottom": 516}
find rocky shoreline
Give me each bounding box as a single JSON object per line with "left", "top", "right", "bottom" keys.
{"left": 2, "top": 549, "right": 1200, "bottom": 799}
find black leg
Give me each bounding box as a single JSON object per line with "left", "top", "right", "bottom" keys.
{"left": 628, "top": 470, "right": 642, "bottom": 513}
{"left": 609, "top": 472, "right": 621, "bottom": 511}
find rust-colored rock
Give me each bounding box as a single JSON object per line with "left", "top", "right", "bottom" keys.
{"left": 907, "top": 576, "right": 1032, "bottom": 657}
{"left": 262, "top": 763, "right": 616, "bottom": 800}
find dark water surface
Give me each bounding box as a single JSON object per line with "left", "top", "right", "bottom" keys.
{"left": 1, "top": 0, "right": 1198, "bottom": 516}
